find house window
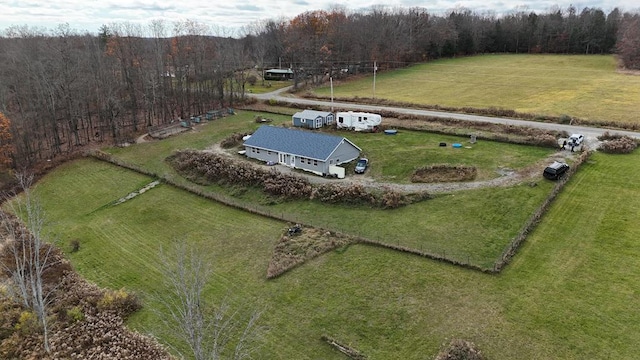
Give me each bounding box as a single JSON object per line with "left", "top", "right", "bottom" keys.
{"left": 256, "top": 149, "right": 260, "bottom": 153}
{"left": 314, "top": 160, "right": 318, "bottom": 166}
{"left": 338, "top": 117, "right": 344, "bottom": 123}
{"left": 268, "top": 151, "right": 272, "bottom": 155}
{"left": 301, "top": 119, "right": 306, "bottom": 123}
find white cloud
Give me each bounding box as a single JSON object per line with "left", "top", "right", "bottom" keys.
{"left": 1, "top": 0, "right": 638, "bottom": 35}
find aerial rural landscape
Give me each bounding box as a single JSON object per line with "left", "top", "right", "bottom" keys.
{"left": 1, "top": 4, "right": 640, "bottom": 360}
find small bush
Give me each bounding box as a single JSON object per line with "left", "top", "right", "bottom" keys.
{"left": 70, "top": 239, "right": 80, "bottom": 253}
{"left": 220, "top": 132, "right": 249, "bottom": 148}
{"left": 598, "top": 136, "right": 638, "bottom": 154}
{"left": 597, "top": 131, "right": 620, "bottom": 141}
{"left": 66, "top": 306, "right": 84, "bottom": 323}
{"left": 14, "top": 311, "right": 39, "bottom": 335}
{"left": 379, "top": 188, "right": 409, "bottom": 209}
{"left": 559, "top": 114, "right": 572, "bottom": 124}
{"left": 97, "top": 288, "right": 141, "bottom": 317}
{"left": 435, "top": 339, "right": 485, "bottom": 360}
{"left": 247, "top": 75, "right": 257, "bottom": 86}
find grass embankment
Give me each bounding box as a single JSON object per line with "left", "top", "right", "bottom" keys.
{"left": 33, "top": 149, "right": 640, "bottom": 359}
{"left": 313, "top": 54, "right": 640, "bottom": 125}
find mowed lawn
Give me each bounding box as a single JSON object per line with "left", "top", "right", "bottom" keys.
{"left": 314, "top": 54, "right": 640, "bottom": 125}
{"left": 102, "top": 112, "right": 557, "bottom": 268}
{"left": 31, "top": 147, "right": 640, "bottom": 359}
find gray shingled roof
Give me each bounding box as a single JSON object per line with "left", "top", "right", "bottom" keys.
{"left": 293, "top": 110, "right": 332, "bottom": 119}
{"left": 243, "top": 125, "right": 360, "bottom": 161}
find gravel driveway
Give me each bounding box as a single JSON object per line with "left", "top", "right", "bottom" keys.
{"left": 206, "top": 144, "right": 580, "bottom": 194}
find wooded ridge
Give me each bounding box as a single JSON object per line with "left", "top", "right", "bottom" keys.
{"left": 0, "top": 5, "right": 639, "bottom": 168}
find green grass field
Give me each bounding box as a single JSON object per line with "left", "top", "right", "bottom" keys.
{"left": 103, "top": 112, "right": 557, "bottom": 268}
{"left": 32, "top": 148, "right": 640, "bottom": 359}
{"left": 314, "top": 54, "right": 640, "bottom": 125}
{"left": 23, "top": 107, "right": 640, "bottom": 358}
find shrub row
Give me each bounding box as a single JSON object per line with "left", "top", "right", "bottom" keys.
{"left": 382, "top": 116, "right": 563, "bottom": 148}
{"left": 220, "top": 132, "right": 250, "bottom": 149}
{"left": 259, "top": 98, "right": 565, "bottom": 148}
{"left": 167, "top": 150, "right": 418, "bottom": 208}
{"left": 493, "top": 149, "right": 592, "bottom": 272}
{"left": 357, "top": 237, "right": 492, "bottom": 273}
{"left": 302, "top": 94, "right": 640, "bottom": 131}
{"left": 310, "top": 183, "right": 374, "bottom": 205}
{"left": 597, "top": 134, "right": 638, "bottom": 154}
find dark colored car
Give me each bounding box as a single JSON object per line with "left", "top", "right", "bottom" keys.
{"left": 354, "top": 158, "right": 368, "bottom": 174}
{"left": 543, "top": 161, "right": 569, "bottom": 180}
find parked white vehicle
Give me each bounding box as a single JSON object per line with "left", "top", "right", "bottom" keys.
{"left": 569, "top": 134, "right": 584, "bottom": 145}
{"left": 335, "top": 111, "right": 382, "bottom": 132}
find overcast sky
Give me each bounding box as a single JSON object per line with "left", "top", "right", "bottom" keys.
{"left": 1, "top": 0, "right": 638, "bottom": 36}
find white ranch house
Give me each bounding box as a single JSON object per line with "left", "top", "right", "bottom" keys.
{"left": 242, "top": 125, "right": 361, "bottom": 176}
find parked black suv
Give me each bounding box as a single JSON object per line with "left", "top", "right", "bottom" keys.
{"left": 543, "top": 161, "right": 569, "bottom": 180}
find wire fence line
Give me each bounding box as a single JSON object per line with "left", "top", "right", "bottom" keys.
{"left": 88, "top": 149, "right": 591, "bottom": 274}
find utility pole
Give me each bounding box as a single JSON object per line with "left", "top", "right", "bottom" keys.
{"left": 373, "top": 60, "right": 377, "bottom": 99}
{"left": 330, "top": 76, "right": 334, "bottom": 112}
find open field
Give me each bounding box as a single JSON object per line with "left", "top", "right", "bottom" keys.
{"left": 31, "top": 145, "right": 640, "bottom": 358}
{"left": 313, "top": 54, "right": 640, "bottom": 125}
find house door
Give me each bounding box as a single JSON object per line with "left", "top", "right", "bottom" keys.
{"left": 279, "top": 153, "right": 294, "bottom": 167}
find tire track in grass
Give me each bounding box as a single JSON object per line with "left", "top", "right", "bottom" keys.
{"left": 103, "top": 192, "right": 313, "bottom": 358}
{"left": 55, "top": 164, "right": 343, "bottom": 358}
{"left": 88, "top": 219, "right": 163, "bottom": 288}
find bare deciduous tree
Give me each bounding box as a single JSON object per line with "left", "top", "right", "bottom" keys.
{"left": 157, "top": 242, "right": 263, "bottom": 360}
{"left": 0, "top": 173, "right": 59, "bottom": 353}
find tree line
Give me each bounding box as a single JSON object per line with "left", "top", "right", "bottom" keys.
{"left": 0, "top": 5, "right": 639, "bottom": 168}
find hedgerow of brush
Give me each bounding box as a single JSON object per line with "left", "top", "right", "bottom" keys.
{"left": 598, "top": 135, "right": 638, "bottom": 154}
{"left": 168, "top": 150, "right": 418, "bottom": 208}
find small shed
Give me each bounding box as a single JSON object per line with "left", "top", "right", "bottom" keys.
{"left": 264, "top": 68, "right": 294, "bottom": 80}
{"left": 292, "top": 110, "right": 335, "bottom": 129}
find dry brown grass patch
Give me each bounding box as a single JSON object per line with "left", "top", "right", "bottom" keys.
{"left": 267, "top": 226, "right": 355, "bottom": 279}
{"left": 411, "top": 164, "right": 477, "bottom": 183}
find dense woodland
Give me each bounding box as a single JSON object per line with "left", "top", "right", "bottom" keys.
{"left": 0, "top": 5, "right": 639, "bottom": 168}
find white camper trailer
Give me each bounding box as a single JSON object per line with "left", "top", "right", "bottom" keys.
{"left": 335, "top": 111, "right": 382, "bottom": 132}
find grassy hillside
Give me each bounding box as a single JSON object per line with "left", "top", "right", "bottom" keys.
{"left": 314, "top": 54, "right": 640, "bottom": 125}
{"left": 21, "top": 106, "right": 640, "bottom": 358}
{"left": 101, "top": 112, "right": 557, "bottom": 268}
{"left": 32, "top": 148, "right": 640, "bottom": 359}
